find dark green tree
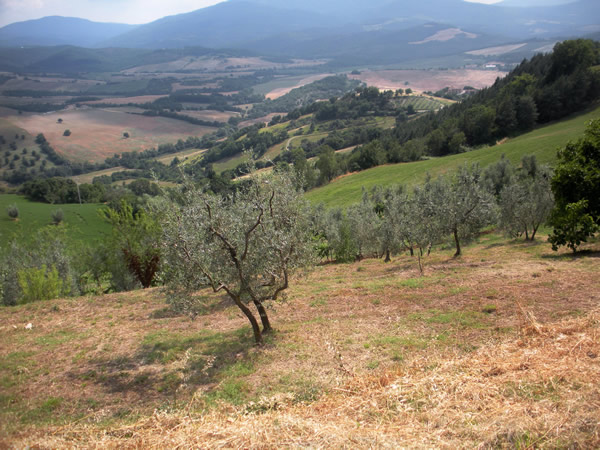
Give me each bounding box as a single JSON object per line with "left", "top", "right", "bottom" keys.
{"left": 549, "top": 119, "right": 600, "bottom": 252}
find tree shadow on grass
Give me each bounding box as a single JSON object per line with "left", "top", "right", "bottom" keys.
{"left": 148, "top": 294, "right": 234, "bottom": 319}
{"left": 541, "top": 249, "right": 600, "bottom": 260}
{"left": 71, "top": 326, "right": 255, "bottom": 398}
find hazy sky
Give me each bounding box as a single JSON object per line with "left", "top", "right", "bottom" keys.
{"left": 0, "top": 0, "right": 570, "bottom": 28}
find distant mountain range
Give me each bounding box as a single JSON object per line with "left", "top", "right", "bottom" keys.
{"left": 0, "top": 0, "right": 598, "bottom": 70}
{"left": 0, "top": 16, "right": 137, "bottom": 47}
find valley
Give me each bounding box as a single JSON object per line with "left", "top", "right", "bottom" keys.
{"left": 1, "top": 0, "right": 599, "bottom": 447}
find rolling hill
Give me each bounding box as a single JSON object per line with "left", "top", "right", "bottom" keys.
{"left": 305, "top": 104, "right": 600, "bottom": 208}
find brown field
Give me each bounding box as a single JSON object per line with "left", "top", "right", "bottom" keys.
{"left": 349, "top": 69, "right": 506, "bottom": 93}
{"left": 124, "top": 57, "right": 327, "bottom": 75}
{"left": 180, "top": 109, "right": 239, "bottom": 122}
{"left": 410, "top": 27, "right": 477, "bottom": 44}
{"left": 5, "top": 107, "right": 216, "bottom": 163}
{"left": 467, "top": 43, "right": 528, "bottom": 56}
{"left": 1, "top": 232, "right": 599, "bottom": 447}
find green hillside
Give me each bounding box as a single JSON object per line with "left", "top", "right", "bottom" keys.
{"left": 0, "top": 194, "right": 110, "bottom": 248}
{"left": 305, "top": 104, "right": 600, "bottom": 208}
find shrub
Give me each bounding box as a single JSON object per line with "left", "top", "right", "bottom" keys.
{"left": 17, "top": 264, "right": 63, "bottom": 304}
{"left": 6, "top": 203, "right": 19, "bottom": 219}
{"left": 51, "top": 209, "right": 64, "bottom": 225}
{"left": 63, "top": 129, "right": 71, "bottom": 136}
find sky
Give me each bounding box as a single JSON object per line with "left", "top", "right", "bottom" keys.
{"left": 0, "top": 0, "right": 571, "bottom": 28}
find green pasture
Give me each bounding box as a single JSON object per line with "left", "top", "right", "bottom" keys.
{"left": 395, "top": 96, "right": 448, "bottom": 110}
{"left": 305, "top": 104, "right": 600, "bottom": 208}
{"left": 0, "top": 194, "right": 110, "bottom": 248}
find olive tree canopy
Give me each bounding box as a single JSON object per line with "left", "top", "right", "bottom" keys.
{"left": 159, "top": 171, "right": 315, "bottom": 345}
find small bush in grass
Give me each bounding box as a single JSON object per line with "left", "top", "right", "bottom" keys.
{"left": 7, "top": 203, "right": 19, "bottom": 219}
{"left": 51, "top": 209, "right": 64, "bottom": 225}
{"left": 63, "top": 129, "right": 71, "bottom": 137}
{"left": 17, "top": 264, "right": 63, "bottom": 304}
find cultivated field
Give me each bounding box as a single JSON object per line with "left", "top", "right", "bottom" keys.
{"left": 1, "top": 231, "right": 598, "bottom": 447}
{"left": 349, "top": 69, "right": 506, "bottom": 93}
{"left": 6, "top": 107, "right": 216, "bottom": 163}
{"left": 82, "top": 96, "right": 168, "bottom": 105}
{"left": 306, "top": 104, "right": 600, "bottom": 208}
{"left": 123, "top": 57, "right": 327, "bottom": 75}
{"left": 0, "top": 194, "right": 109, "bottom": 248}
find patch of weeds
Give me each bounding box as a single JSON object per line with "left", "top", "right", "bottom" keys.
{"left": 484, "top": 289, "right": 499, "bottom": 299}
{"left": 34, "top": 329, "right": 80, "bottom": 348}
{"left": 503, "top": 379, "right": 561, "bottom": 401}
{"left": 205, "top": 379, "right": 249, "bottom": 406}
{"left": 397, "top": 278, "right": 424, "bottom": 289}
{"left": 366, "top": 360, "right": 380, "bottom": 370}
{"left": 458, "top": 343, "right": 478, "bottom": 353}
{"left": 20, "top": 396, "right": 63, "bottom": 424}
{"left": 391, "top": 352, "right": 404, "bottom": 362}
{"left": 371, "top": 299, "right": 381, "bottom": 305}
{"left": 372, "top": 334, "right": 429, "bottom": 350}
{"left": 157, "top": 372, "right": 180, "bottom": 394}
{"left": 449, "top": 286, "right": 469, "bottom": 295}
{"left": 409, "top": 309, "right": 489, "bottom": 329}
{"left": 482, "top": 304, "right": 497, "bottom": 314}
{"left": 221, "top": 360, "right": 255, "bottom": 378}
{"left": 356, "top": 266, "right": 365, "bottom": 272}
{"left": 309, "top": 298, "right": 327, "bottom": 308}
{"left": 133, "top": 373, "right": 151, "bottom": 385}
{"left": 488, "top": 430, "right": 543, "bottom": 449}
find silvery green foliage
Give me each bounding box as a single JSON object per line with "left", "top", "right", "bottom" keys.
{"left": 346, "top": 190, "right": 382, "bottom": 260}
{"left": 423, "top": 165, "right": 497, "bottom": 257}
{"left": 158, "top": 171, "right": 315, "bottom": 344}
{"left": 499, "top": 167, "right": 554, "bottom": 241}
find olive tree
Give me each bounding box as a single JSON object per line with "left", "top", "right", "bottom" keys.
{"left": 159, "top": 171, "right": 315, "bottom": 345}
{"left": 347, "top": 190, "right": 382, "bottom": 260}
{"left": 428, "top": 165, "right": 496, "bottom": 257}
{"left": 499, "top": 161, "right": 554, "bottom": 241}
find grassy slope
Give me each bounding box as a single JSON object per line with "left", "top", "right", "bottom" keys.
{"left": 305, "top": 104, "right": 600, "bottom": 208}
{"left": 0, "top": 194, "right": 110, "bottom": 248}
{"left": 1, "top": 233, "right": 599, "bottom": 447}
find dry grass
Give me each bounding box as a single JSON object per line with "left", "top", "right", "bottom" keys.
{"left": 2, "top": 233, "right": 599, "bottom": 448}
